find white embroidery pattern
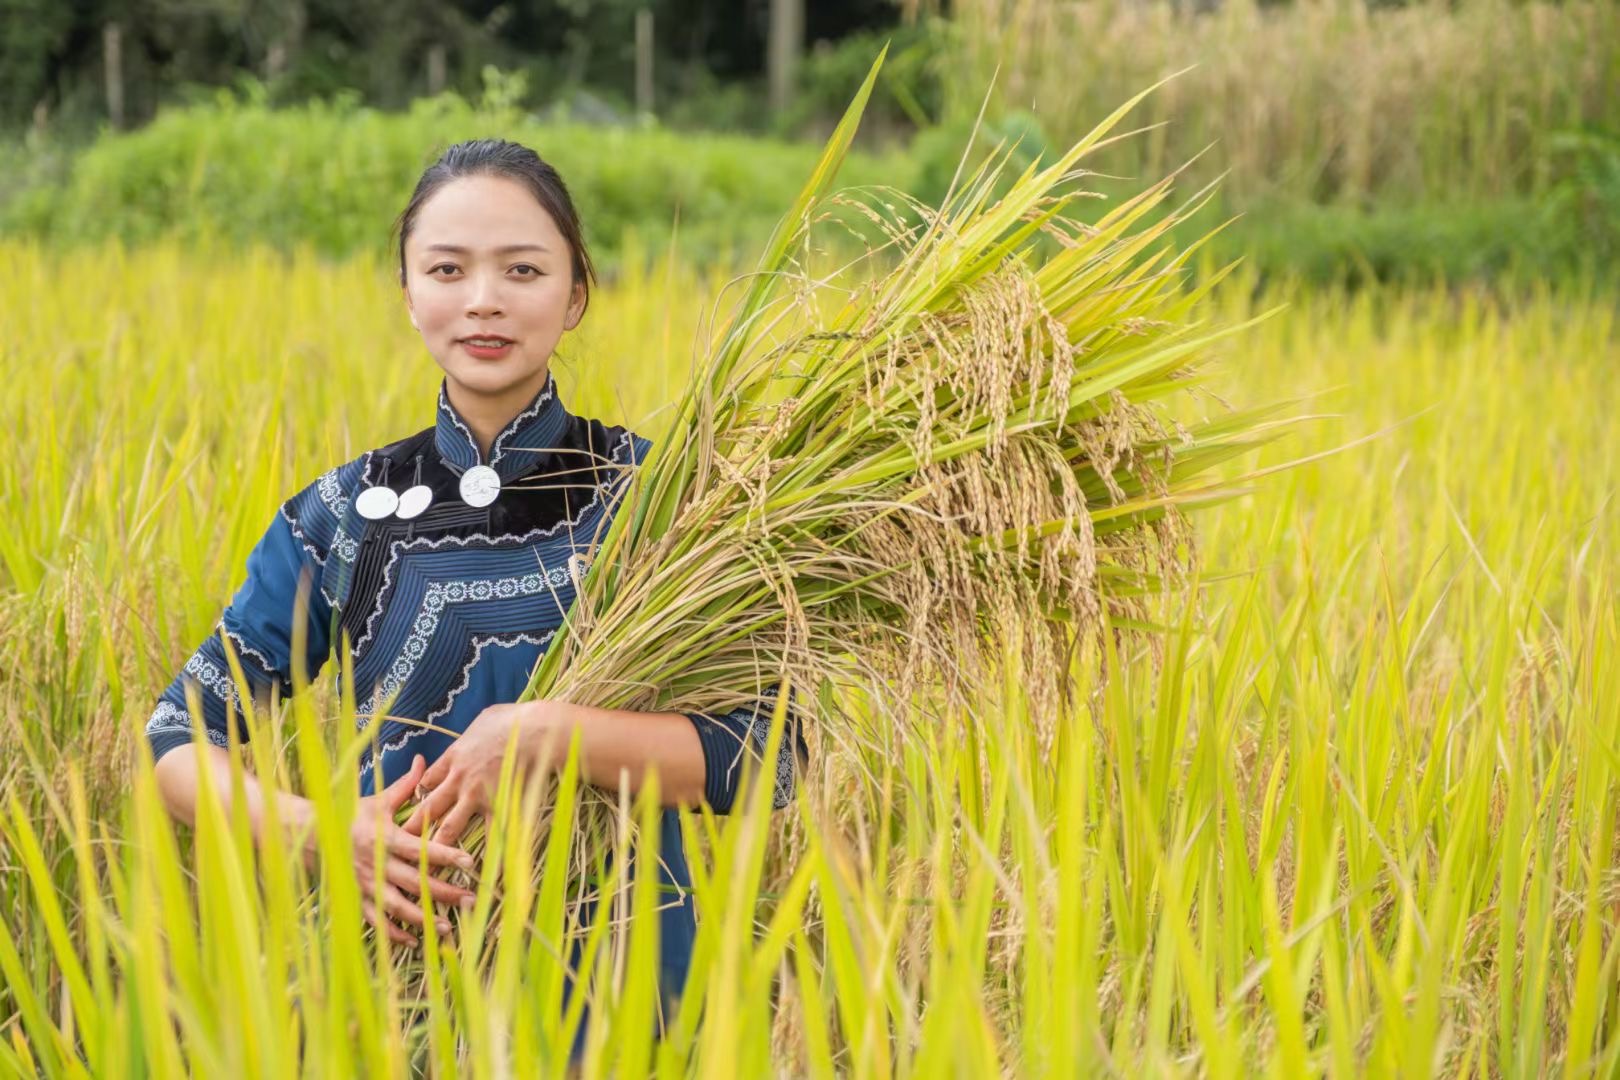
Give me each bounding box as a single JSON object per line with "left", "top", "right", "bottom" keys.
{"left": 358, "top": 629, "right": 559, "bottom": 773}
{"left": 184, "top": 652, "right": 239, "bottom": 709}
{"left": 331, "top": 533, "right": 359, "bottom": 563}
{"left": 490, "top": 377, "right": 557, "bottom": 465}
{"left": 316, "top": 466, "right": 347, "bottom": 517}
{"left": 426, "top": 629, "right": 557, "bottom": 726}
{"left": 437, "top": 386, "right": 481, "bottom": 462}
{"left": 282, "top": 453, "right": 369, "bottom": 570}
{"left": 735, "top": 704, "right": 799, "bottom": 809}
{"left": 216, "top": 621, "right": 277, "bottom": 678}
{"left": 700, "top": 696, "right": 798, "bottom": 810}
{"left": 146, "top": 700, "right": 229, "bottom": 747}
{"left": 362, "top": 565, "right": 575, "bottom": 717}
{"left": 281, "top": 504, "right": 326, "bottom": 567}
{"left": 353, "top": 430, "right": 633, "bottom": 654}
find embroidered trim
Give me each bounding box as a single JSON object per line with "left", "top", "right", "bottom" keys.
{"left": 331, "top": 533, "right": 359, "bottom": 563}
{"left": 316, "top": 466, "right": 347, "bottom": 517}
{"left": 146, "top": 700, "right": 230, "bottom": 747}
{"left": 184, "top": 652, "right": 239, "bottom": 709}
{"left": 353, "top": 429, "right": 634, "bottom": 654}
{"left": 362, "top": 564, "right": 576, "bottom": 717}
{"left": 280, "top": 504, "right": 327, "bottom": 567}
{"left": 358, "top": 629, "right": 559, "bottom": 776}
{"left": 490, "top": 374, "right": 557, "bottom": 466}
{"left": 146, "top": 700, "right": 190, "bottom": 732}
{"left": 708, "top": 695, "right": 798, "bottom": 810}
{"left": 436, "top": 383, "right": 481, "bottom": 464}
{"left": 282, "top": 453, "right": 370, "bottom": 571}
{"left": 216, "top": 620, "right": 278, "bottom": 679}
{"left": 425, "top": 629, "right": 557, "bottom": 727}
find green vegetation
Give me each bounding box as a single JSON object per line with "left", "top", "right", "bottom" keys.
{"left": 0, "top": 87, "right": 916, "bottom": 269}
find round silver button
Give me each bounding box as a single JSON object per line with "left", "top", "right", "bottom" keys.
{"left": 396, "top": 484, "right": 434, "bottom": 520}
{"left": 459, "top": 465, "right": 502, "bottom": 508}
{"left": 355, "top": 485, "right": 400, "bottom": 520}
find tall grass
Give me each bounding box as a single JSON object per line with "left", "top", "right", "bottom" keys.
{"left": 944, "top": 0, "right": 1620, "bottom": 208}
{"left": 0, "top": 238, "right": 1615, "bottom": 1069}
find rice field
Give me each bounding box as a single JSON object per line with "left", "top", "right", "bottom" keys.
{"left": 0, "top": 234, "right": 1615, "bottom": 1075}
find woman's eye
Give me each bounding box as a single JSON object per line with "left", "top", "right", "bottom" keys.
{"left": 428, "top": 264, "right": 459, "bottom": 277}
{"left": 511, "top": 264, "right": 541, "bottom": 277}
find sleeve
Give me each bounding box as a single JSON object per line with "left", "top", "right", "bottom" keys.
{"left": 682, "top": 688, "right": 809, "bottom": 814}
{"left": 143, "top": 460, "right": 360, "bottom": 764}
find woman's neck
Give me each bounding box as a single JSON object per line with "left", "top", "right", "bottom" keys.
{"left": 445, "top": 367, "right": 550, "bottom": 461}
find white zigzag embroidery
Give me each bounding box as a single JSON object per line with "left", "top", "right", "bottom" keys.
{"left": 216, "top": 620, "right": 277, "bottom": 678}
{"left": 358, "top": 629, "right": 558, "bottom": 772}
{"left": 490, "top": 377, "right": 557, "bottom": 465}
{"left": 283, "top": 452, "right": 369, "bottom": 571}
{"left": 280, "top": 504, "right": 326, "bottom": 567}
{"left": 437, "top": 386, "right": 481, "bottom": 461}
{"left": 353, "top": 429, "right": 634, "bottom": 654}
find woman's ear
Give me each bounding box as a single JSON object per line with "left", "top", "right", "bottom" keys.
{"left": 563, "top": 280, "right": 586, "bottom": 332}
{"left": 402, "top": 283, "right": 420, "bottom": 331}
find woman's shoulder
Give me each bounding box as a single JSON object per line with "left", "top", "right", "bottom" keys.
{"left": 275, "top": 433, "right": 426, "bottom": 564}
{"left": 559, "top": 412, "right": 653, "bottom": 472}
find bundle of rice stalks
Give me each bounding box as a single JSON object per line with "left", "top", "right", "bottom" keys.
{"left": 434, "top": 50, "right": 1283, "bottom": 980}
{"left": 523, "top": 52, "right": 1274, "bottom": 743}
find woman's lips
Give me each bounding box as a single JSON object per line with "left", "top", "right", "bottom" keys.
{"left": 460, "top": 337, "right": 515, "bottom": 360}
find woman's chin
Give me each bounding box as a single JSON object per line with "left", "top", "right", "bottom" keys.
{"left": 440, "top": 355, "right": 547, "bottom": 397}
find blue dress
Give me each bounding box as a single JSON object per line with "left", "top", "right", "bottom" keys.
{"left": 144, "top": 372, "right": 806, "bottom": 1044}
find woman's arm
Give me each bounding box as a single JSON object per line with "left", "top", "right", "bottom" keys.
{"left": 153, "top": 741, "right": 316, "bottom": 841}
{"left": 144, "top": 464, "right": 353, "bottom": 764}
{"left": 401, "top": 697, "right": 805, "bottom": 845}
{"left": 152, "top": 741, "right": 476, "bottom": 944}
{"left": 530, "top": 702, "right": 710, "bottom": 807}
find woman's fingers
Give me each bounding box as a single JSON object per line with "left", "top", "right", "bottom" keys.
{"left": 423, "top": 782, "right": 459, "bottom": 829}
{"left": 374, "top": 880, "right": 451, "bottom": 937}
{"left": 361, "top": 897, "right": 417, "bottom": 946}
{"left": 385, "top": 823, "right": 477, "bottom": 874}
{"left": 383, "top": 754, "right": 426, "bottom": 812}
{"left": 431, "top": 798, "right": 478, "bottom": 849}
{"left": 385, "top": 856, "right": 476, "bottom": 910}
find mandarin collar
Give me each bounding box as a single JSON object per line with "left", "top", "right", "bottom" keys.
{"left": 434, "top": 372, "right": 571, "bottom": 482}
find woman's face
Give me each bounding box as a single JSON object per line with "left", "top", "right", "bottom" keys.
{"left": 401, "top": 174, "right": 586, "bottom": 400}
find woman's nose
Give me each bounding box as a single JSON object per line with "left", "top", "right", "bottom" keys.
{"left": 465, "top": 272, "right": 504, "bottom": 317}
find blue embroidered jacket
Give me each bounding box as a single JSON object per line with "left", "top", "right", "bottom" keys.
{"left": 144, "top": 372, "right": 807, "bottom": 1003}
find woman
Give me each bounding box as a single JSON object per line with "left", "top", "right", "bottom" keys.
{"left": 144, "top": 137, "right": 807, "bottom": 1050}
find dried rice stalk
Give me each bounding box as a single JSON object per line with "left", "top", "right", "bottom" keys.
{"left": 521, "top": 53, "right": 1275, "bottom": 744}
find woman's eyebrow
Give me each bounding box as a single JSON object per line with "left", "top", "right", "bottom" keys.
{"left": 424, "top": 242, "right": 550, "bottom": 255}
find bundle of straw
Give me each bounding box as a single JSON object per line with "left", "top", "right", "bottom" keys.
{"left": 518, "top": 53, "right": 1272, "bottom": 745}
{"left": 429, "top": 51, "right": 1281, "bottom": 969}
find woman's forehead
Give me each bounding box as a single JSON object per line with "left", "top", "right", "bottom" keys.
{"left": 408, "top": 174, "right": 563, "bottom": 250}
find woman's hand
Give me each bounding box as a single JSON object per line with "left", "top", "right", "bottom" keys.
{"left": 346, "top": 753, "right": 480, "bottom": 946}
{"left": 400, "top": 701, "right": 552, "bottom": 847}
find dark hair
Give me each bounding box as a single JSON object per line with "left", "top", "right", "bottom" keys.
{"left": 393, "top": 138, "right": 596, "bottom": 319}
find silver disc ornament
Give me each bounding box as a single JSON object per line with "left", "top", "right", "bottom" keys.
{"left": 459, "top": 464, "right": 502, "bottom": 508}
{"left": 396, "top": 484, "right": 434, "bottom": 520}
{"left": 354, "top": 484, "right": 400, "bottom": 520}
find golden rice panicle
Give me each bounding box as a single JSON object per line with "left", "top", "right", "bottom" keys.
{"left": 522, "top": 57, "right": 1268, "bottom": 759}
